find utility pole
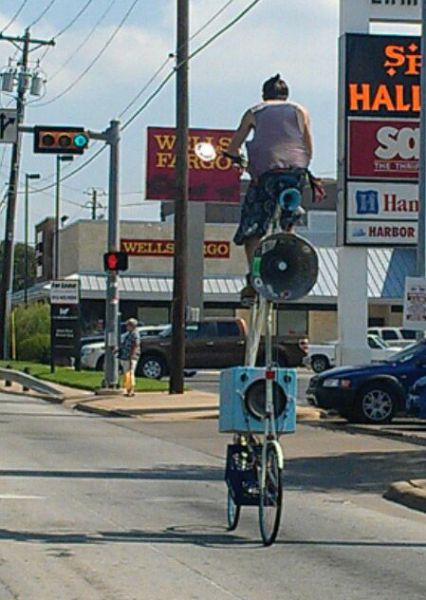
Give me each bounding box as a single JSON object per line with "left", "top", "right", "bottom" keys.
{"left": 0, "top": 28, "right": 54, "bottom": 358}
{"left": 24, "top": 173, "right": 40, "bottom": 306}
{"left": 91, "top": 188, "right": 98, "bottom": 219}
{"left": 84, "top": 188, "right": 106, "bottom": 220}
{"left": 103, "top": 120, "right": 121, "bottom": 389}
{"left": 55, "top": 155, "right": 74, "bottom": 279}
{"left": 170, "top": 0, "right": 189, "bottom": 394}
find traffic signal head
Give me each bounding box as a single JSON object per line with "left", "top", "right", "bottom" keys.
{"left": 34, "top": 126, "right": 89, "bottom": 154}
{"left": 104, "top": 252, "right": 128, "bottom": 272}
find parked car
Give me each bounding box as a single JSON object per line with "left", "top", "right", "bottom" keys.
{"left": 137, "top": 317, "right": 309, "bottom": 379}
{"left": 304, "top": 334, "right": 400, "bottom": 373}
{"left": 367, "top": 327, "right": 417, "bottom": 349}
{"left": 306, "top": 341, "right": 426, "bottom": 424}
{"left": 81, "top": 325, "right": 167, "bottom": 371}
{"left": 407, "top": 376, "right": 426, "bottom": 419}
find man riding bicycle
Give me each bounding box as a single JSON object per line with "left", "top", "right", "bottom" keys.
{"left": 226, "top": 74, "right": 320, "bottom": 303}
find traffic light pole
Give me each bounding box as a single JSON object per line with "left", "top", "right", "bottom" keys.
{"left": 0, "top": 29, "right": 55, "bottom": 359}
{"left": 103, "top": 120, "right": 121, "bottom": 389}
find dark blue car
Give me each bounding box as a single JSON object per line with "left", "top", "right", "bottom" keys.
{"left": 306, "top": 341, "right": 426, "bottom": 424}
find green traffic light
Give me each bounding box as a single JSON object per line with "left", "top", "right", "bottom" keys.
{"left": 74, "top": 133, "right": 89, "bottom": 148}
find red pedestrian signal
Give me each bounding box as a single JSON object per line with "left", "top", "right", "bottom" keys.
{"left": 103, "top": 252, "right": 128, "bottom": 272}
{"left": 34, "top": 126, "right": 89, "bottom": 155}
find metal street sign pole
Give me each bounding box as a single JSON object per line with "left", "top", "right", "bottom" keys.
{"left": 103, "top": 120, "right": 121, "bottom": 388}
{"left": 417, "top": 0, "right": 426, "bottom": 283}
{"left": 170, "top": 0, "right": 189, "bottom": 394}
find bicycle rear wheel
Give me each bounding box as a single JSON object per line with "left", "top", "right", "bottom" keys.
{"left": 227, "top": 490, "right": 241, "bottom": 531}
{"left": 259, "top": 443, "right": 283, "bottom": 546}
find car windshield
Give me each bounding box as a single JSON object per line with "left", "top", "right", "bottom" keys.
{"left": 385, "top": 341, "right": 426, "bottom": 364}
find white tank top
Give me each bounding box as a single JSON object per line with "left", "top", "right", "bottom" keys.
{"left": 246, "top": 101, "right": 310, "bottom": 178}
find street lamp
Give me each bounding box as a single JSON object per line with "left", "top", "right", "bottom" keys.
{"left": 55, "top": 155, "right": 74, "bottom": 279}
{"left": 24, "top": 172, "right": 40, "bottom": 306}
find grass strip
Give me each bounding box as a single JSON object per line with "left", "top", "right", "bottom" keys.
{"left": 0, "top": 361, "right": 168, "bottom": 392}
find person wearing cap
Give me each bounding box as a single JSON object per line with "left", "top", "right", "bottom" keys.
{"left": 226, "top": 74, "right": 321, "bottom": 303}
{"left": 120, "top": 318, "right": 140, "bottom": 397}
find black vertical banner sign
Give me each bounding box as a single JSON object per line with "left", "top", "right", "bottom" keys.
{"left": 50, "top": 281, "right": 81, "bottom": 366}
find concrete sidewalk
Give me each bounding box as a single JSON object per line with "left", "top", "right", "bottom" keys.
{"left": 70, "top": 389, "right": 325, "bottom": 423}
{"left": 384, "top": 480, "right": 426, "bottom": 514}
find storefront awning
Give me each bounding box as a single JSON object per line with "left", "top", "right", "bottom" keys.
{"left": 14, "top": 248, "right": 416, "bottom": 305}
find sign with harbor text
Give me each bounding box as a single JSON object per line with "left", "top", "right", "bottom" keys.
{"left": 342, "top": 32, "right": 420, "bottom": 246}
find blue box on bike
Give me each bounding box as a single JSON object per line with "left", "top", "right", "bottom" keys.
{"left": 219, "top": 367, "right": 297, "bottom": 434}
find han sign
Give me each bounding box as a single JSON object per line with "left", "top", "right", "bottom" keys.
{"left": 146, "top": 127, "right": 240, "bottom": 203}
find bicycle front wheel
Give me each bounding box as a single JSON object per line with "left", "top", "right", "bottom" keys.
{"left": 227, "top": 489, "right": 241, "bottom": 531}
{"left": 259, "top": 443, "right": 283, "bottom": 546}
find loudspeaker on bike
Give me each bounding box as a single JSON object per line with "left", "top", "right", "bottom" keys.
{"left": 219, "top": 367, "right": 296, "bottom": 434}
{"left": 251, "top": 232, "right": 318, "bottom": 302}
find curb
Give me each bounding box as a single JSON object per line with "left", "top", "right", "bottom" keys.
{"left": 73, "top": 401, "right": 325, "bottom": 422}
{"left": 384, "top": 480, "right": 426, "bottom": 514}
{"left": 308, "top": 418, "right": 426, "bottom": 448}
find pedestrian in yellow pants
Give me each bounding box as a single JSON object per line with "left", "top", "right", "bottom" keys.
{"left": 120, "top": 318, "right": 140, "bottom": 397}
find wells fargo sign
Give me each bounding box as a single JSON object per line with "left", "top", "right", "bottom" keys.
{"left": 146, "top": 127, "right": 240, "bottom": 203}
{"left": 121, "top": 239, "right": 230, "bottom": 259}
{"left": 346, "top": 35, "right": 420, "bottom": 118}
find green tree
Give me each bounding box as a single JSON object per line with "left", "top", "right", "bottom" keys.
{"left": 0, "top": 242, "right": 36, "bottom": 292}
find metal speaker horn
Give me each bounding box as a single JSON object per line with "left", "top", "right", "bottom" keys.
{"left": 251, "top": 233, "right": 318, "bottom": 302}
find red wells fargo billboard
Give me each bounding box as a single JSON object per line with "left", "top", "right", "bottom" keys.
{"left": 145, "top": 127, "right": 240, "bottom": 203}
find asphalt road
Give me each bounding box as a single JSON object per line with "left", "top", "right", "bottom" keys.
{"left": 188, "top": 368, "right": 312, "bottom": 404}
{"left": 1, "top": 393, "right": 426, "bottom": 599}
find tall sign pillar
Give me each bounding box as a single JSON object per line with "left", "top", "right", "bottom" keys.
{"left": 337, "top": 0, "right": 421, "bottom": 366}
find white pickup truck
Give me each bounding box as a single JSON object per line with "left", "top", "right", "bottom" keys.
{"left": 304, "top": 334, "right": 400, "bottom": 373}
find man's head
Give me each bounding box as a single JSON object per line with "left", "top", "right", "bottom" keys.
{"left": 126, "top": 318, "right": 138, "bottom": 331}
{"left": 262, "top": 74, "right": 289, "bottom": 101}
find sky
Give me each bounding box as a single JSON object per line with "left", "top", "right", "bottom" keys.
{"left": 0, "top": 0, "right": 342, "bottom": 243}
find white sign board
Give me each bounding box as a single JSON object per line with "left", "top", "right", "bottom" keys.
{"left": 346, "top": 219, "right": 417, "bottom": 244}
{"left": 50, "top": 280, "right": 80, "bottom": 305}
{"left": 0, "top": 109, "right": 18, "bottom": 144}
{"left": 403, "top": 277, "right": 426, "bottom": 330}
{"left": 347, "top": 182, "right": 418, "bottom": 220}
{"left": 341, "top": 0, "right": 421, "bottom": 34}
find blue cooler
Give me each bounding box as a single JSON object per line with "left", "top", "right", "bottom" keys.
{"left": 219, "top": 367, "right": 296, "bottom": 434}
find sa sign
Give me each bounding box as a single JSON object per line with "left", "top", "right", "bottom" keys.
{"left": 0, "top": 109, "right": 18, "bottom": 144}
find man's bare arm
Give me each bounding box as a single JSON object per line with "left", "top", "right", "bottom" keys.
{"left": 226, "top": 110, "right": 255, "bottom": 156}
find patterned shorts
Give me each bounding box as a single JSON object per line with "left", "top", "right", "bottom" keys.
{"left": 234, "top": 169, "right": 306, "bottom": 245}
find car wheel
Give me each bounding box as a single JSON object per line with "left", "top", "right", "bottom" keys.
{"left": 139, "top": 355, "right": 166, "bottom": 380}
{"left": 311, "top": 355, "right": 330, "bottom": 373}
{"left": 356, "top": 383, "right": 396, "bottom": 424}
{"left": 95, "top": 355, "right": 104, "bottom": 372}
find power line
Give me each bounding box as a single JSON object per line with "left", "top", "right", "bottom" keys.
{"left": 190, "top": 0, "right": 237, "bottom": 41}
{"left": 28, "top": 0, "right": 57, "bottom": 29}
{"left": 38, "top": 0, "right": 96, "bottom": 61}
{"left": 52, "top": 0, "right": 95, "bottom": 40}
{"left": 187, "top": 0, "right": 262, "bottom": 64}
{"left": 31, "top": 0, "right": 263, "bottom": 193}
{"left": 0, "top": 0, "right": 29, "bottom": 34}
{"left": 122, "top": 0, "right": 263, "bottom": 130}
{"left": 43, "top": 0, "right": 117, "bottom": 81}
{"left": 35, "top": 0, "right": 140, "bottom": 107}
{"left": 118, "top": 57, "right": 172, "bottom": 119}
